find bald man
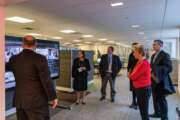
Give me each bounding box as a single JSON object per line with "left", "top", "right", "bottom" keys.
{"left": 6, "top": 36, "right": 58, "bottom": 120}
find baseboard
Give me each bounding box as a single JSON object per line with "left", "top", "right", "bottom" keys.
{"left": 56, "top": 86, "right": 74, "bottom": 92}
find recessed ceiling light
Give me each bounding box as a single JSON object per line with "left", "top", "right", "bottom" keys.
{"left": 137, "top": 32, "right": 145, "bottom": 35}
{"left": 99, "top": 38, "right": 107, "bottom": 41}
{"left": 73, "top": 39, "right": 81, "bottom": 42}
{"left": 121, "top": 44, "right": 131, "bottom": 48}
{"left": 116, "top": 43, "right": 121, "bottom": 45}
{"left": 115, "top": 42, "right": 130, "bottom": 47}
{"left": 107, "top": 40, "right": 115, "bottom": 43}
{"left": 111, "top": 2, "right": 124, "bottom": 7}
{"left": 63, "top": 42, "right": 71, "bottom": 46}
{"left": 82, "top": 35, "right": 94, "bottom": 38}
{"left": 143, "top": 36, "right": 148, "bottom": 39}
{"left": 76, "top": 43, "right": 83, "bottom": 46}
{"left": 84, "top": 42, "right": 92, "bottom": 44}
{"left": 131, "top": 25, "right": 140, "bottom": 28}
{"left": 60, "top": 30, "right": 76, "bottom": 34}
{"left": 6, "top": 16, "right": 34, "bottom": 23}
{"left": 52, "top": 36, "right": 63, "bottom": 39}
{"left": 25, "top": 33, "right": 41, "bottom": 36}
{"left": 63, "top": 42, "right": 72, "bottom": 46}
{"left": 146, "top": 39, "right": 150, "bottom": 41}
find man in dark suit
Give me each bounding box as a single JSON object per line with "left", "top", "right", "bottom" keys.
{"left": 6, "top": 35, "right": 58, "bottom": 120}
{"left": 127, "top": 42, "right": 138, "bottom": 109}
{"left": 99, "top": 46, "right": 122, "bottom": 102}
{"left": 150, "top": 40, "right": 175, "bottom": 120}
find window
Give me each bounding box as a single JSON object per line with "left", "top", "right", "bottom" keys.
{"left": 163, "top": 39, "right": 177, "bottom": 59}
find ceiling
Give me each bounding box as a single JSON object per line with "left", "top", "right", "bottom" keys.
{"left": 5, "top": 0, "right": 180, "bottom": 47}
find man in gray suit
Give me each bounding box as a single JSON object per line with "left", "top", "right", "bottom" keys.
{"left": 6, "top": 36, "right": 58, "bottom": 120}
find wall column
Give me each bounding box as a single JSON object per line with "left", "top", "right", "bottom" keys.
{"left": 0, "top": 6, "right": 5, "bottom": 120}
{"left": 178, "top": 29, "right": 180, "bottom": 93}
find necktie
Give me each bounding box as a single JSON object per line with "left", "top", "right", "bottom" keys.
{"left": 108, "top": 55, "right": 112, "bottom": 72}
{"left": 108, "top": 55, "right": 110, "bottom": 64}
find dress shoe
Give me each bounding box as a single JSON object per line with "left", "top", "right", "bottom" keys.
{"left": 82, "top": 102, "right": 86, "bottom": 105}
{"left": 129, "top": 104, "right": 138, "bottom": 110}
{"left": 176, "top": 107, "right": 180, "bottom": 117}
{"left": 75, "top": 100, "right": 80, "bottom": 105}
{"left": 111, "top": 98, "right": 115, "bottom": 103}
{"left": 99, "top": 96, "right": 106, "bottom": 101}
{"left": 149, "top": 113, "right": 161, "bottom": 118}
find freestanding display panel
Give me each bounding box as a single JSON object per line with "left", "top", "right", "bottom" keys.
{"left": 5, "top": 36, "right": 60, "bottom": 116}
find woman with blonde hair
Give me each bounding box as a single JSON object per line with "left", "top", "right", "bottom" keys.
{"left": 128, "top": 44, "right": 151, "bottom": 120}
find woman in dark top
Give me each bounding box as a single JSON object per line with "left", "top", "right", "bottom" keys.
{"left": 72, "top": 50, "right": 90, "bottom": 105}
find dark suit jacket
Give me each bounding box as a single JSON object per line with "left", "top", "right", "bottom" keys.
{"left": 127, "top": 52, "right": 138, "bottom": 91}
{"left": 127, "top": 52, "right": 138, "bottom": 72}
{"left": 99, "top": 54, "right": 122, "bottom": 79}
{"left": 150, "top": 50, "right": 175, "bottom": 95}
{"left": 6, "top": 49, "right": 57, "bottom": 109}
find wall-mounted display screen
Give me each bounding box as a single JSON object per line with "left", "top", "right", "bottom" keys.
{"left": 5, "top": 36, "right": 60, "bottom": 85}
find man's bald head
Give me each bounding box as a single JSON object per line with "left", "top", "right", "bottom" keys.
{"left": 22, "top": 35, "right": 37, "bottom": 48}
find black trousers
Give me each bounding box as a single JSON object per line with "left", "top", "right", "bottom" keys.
{"left": 16, "top": 105, "right": 50, "bottom": 120}
{"left": 130, "top": 81, "right": 137, "bottom": 105}
{"left": 135, "top": 87, "right": 151, "bottom": 120}
{"left": 152, "top": 87, "right": 168, "bottom": 120}
{"left": 152, "top": 87, "right": 160, "bottom": 115}
{"left": 101, "top": 73, "right": 116, "bottom": 99}
{"left": 132, "top": 91, "right": 137, "bottom": 105}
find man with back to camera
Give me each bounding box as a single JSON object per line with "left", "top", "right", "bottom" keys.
{"left": 149, "top": 40, "right": 175, "bottom": 120}
{"left": 99, "top": 46, "right": 122, "bottom": 102}
{"left": 6, "top": 35, "right": 58, "bottom": 120}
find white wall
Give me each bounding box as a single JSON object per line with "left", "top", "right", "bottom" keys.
{"left": 0, "top": 6, "right": 5, "bottom": 120}
{"left": 178, "top": 34, "right": 180, "bottom": 93}
{"left": 179, "top": 59, "right": 180, "bottom": 93}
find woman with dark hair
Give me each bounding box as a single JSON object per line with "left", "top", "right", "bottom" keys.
{"left": 72, "top": 50, "right": 90, "bottom": 105}
{"left": 128, "top": 45, "right": 151, "bottom": 120}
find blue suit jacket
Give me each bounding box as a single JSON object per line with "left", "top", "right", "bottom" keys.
{"left": 99, "top": 54, "right": 122, "bottom": 79}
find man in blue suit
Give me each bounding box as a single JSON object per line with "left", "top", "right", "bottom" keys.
{"left": 99, "top": 46, "right": 122, "bottom": 102}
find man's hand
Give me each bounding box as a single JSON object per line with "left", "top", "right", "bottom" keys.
{"left": 51, "top": 99, "right": 58, "bottom": 109}
{"left": 151, "top": 73, "right": 155, "bottom": 79}
{"left": 78, "top": 68, "right": 83, "bottom": 72}
{"left": 81, "top": 67, "right": 86, "bottom": 70}
{"left": 151, "top": 73, "right": 159, "bottom": 83}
